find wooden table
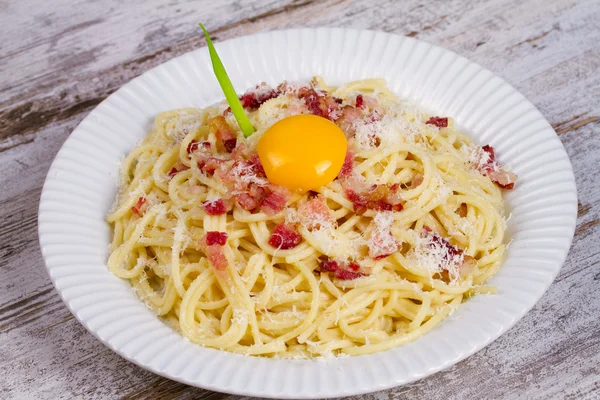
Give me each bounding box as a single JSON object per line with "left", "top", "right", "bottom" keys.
{"left": 1, "top": 0, "right": 599, "bottom": 398}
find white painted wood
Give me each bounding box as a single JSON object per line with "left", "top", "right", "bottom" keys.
{"left": 1, "top": 0, "right": 598, "bottom": 399}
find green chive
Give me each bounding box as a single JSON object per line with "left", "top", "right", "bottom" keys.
{"left": 199, "top": 23, "right": 255, "bottom": 137}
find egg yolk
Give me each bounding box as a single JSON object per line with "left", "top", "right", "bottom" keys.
{"left": 257, "top": 114, "right": 348, "bottom": 192}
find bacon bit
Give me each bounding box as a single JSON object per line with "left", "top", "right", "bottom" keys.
{"left": 231, "top": 143, "right": 249, "bottom": 161}
{"left": 239, "top": 83, "right": 280, "bottom": 110}
{"left": 335, "top": 269, "right": 365, "bottom": 280}
{"left": 268, "top": 223, "right": 302, "bottom": 250}
{"left": 197, "top": 157, "right": 224, "bottom": 176}
{"left": 236, "top": 184, "right": 266, "bottom": 211}
{"left": 298, "top": 88, "right": 342, "bottom": 121}
{"left": 361, "top": 95, "right": 384, "bottom": 115}
{"left": 208, "top": 116, "right": 237, "bottom": 153}
{"left": 168, "top": 162, "right": 189, "bottom": 178}
{"left": 368, "top": 212, "right": 399, "bottom": 260}
{"left": 337, "top": 151, "right": 354, "bottom": 179}
{"left": 205, "top": 231, "right": 228, "bottom": 246}
{"left": 336, "top": 106, "right": 363, "bottom": 136}
{"left": 131, "top": 197, "right": 147, "bottom": 216}
{"left": 203, "top": 198, "right": 228, "bottom": 215}
{"left": 298, "top": 195, "right": 334, "bottom": 229}
{"left": 187, "top": 140, "right": 211, "bottom": 154}
{"left": 345, "top": 187, "right": 403, "bottom": 215}
{"left": 249, "top": 154, "right": 266, "bottom": 177}
{"left": 482, "top": 144, "right": 495, "bottom": 161}
{"left": 187, "top": 140, "right": 199, "bottom": 154}
{"left": 477, "top": 145, "right": 517, "bottom": 189}
{"left": 345, "top": 189, "right": 368, "bottom": 215}
{"left": 261, "top": 190, "right": 289, "bottom": 215}
{"left": 348, "top": 262, "right": 360, "bottom": 271}
{"left": 319, "top": 258, "right": 365, "bottom": 280}
{"left": 201, "top": 232, "right": 229, "bottom": 271}
{"left": 364, "top": 110, "right": 383, "bottom": 124}
{"left": 426, "top": 117, "right": 448, "bottom": 128}
{"left": 355, "top": 94, "right": 364, "bottom": 108}
{"left": 168, "top": 167, "right": 178, "bottom": 178}
{"left": 423, "top": 226, "right": 461, "bottom": 260}
{"left": 205, "top": 245, "right": 228, "bottom": 271}
{"left": 223, "top": 138, "right": 237, "bottom": 153}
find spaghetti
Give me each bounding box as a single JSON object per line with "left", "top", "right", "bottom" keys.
{"left": 106, "top": 78, "right": 516, "bottom": 358}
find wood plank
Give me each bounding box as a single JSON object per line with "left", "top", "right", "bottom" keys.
{"left": 1, "top": 0, "right": 599, "bottom": 399}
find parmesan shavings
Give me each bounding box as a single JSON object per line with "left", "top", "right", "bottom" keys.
{"left": 368, "top": 212, "right": 399, "bottom": 259}
{"left": 408, "top": 229, "right": 464, "bottom": 284}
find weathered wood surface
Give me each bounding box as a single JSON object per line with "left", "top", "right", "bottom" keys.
{"left": 1, "top": 0, "right": 599, "bottom": 398}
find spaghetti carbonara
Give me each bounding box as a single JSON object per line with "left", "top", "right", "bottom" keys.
{"left": 106, "top": 78, "right": 517, "bottom": 358}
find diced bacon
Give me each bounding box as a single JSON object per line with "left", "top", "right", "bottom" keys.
{"left": 319, "top": 258, "right": 365, "bottom": 280}
{"left": 361, "top": 95, "right": 384, "bottom": 115}
{"left": 481, "top": 144, "right": 495, "bottom": 161}
{"left": 205, "top": 231, "right": 228, "bottom": 246}
{"left": 426, "top": 116, "right": 448, "bottom": 128}
{"left": 419, "top": 226, "right": 475, "bottom": 280}
{"left": 298, "top": 195, "right": 334, "bottom": 229}
{"left": 385, "top": 183, "right": 403, "bottom": 205}
{"left": 297, "top": 88, "right": 342, "bottom": 121}
{"left": 208, "top": 116, "right": 237, "bottom": 153}
{"left": 304, "top": 91, "right": 322, "bottom": 116}
{"left": 345, "top": 189, "right": 368, "bottom": 215}
{"left": 364, "top": 109, "right": 383, "bottom": 125}
{"left": 335, "top": 269, "right": 365, "bottom": 280}
{"left": 474, "top": 145, "right": 517, "bottom": 189}
{"left": 239, "top": 83, "right": 280, "bottom": 110}
{"left": 423, "top": 226, "right": 461, "bottom": 261}
{"left": 261, "top": 189, "right": 289, "bottom": 215}
{"left": 249, "top": 154, "right": 266, "bottom": 177}
{"left": 206, "top": 245, "right": 228, "bottom": 271}
{"left": 187, "top": 140, "right": 211, "bottom": 155}
{"left": 168, "top": 162, "right": 189, "bottom": 178}
{"left": 223, "top": 138, "right": 237, "bottom": 153}
{"left": 369, "top": 213, "right": 399, "bottom": 260}
{"left": 131, "top": 197, "right": 147, "bottom": 216}
{"left": 347, "top": 262, "right": 360, "bottom": 271}
{"left": 197, "top": 156, "right": 224, "bottom": 176}
{"left": 268, "top": 223, "right": 302, "bottom": 250}
{"left": 203, "top": 198, "right": 228, "bottom": 215}
{"left": 236, "top": 193, "right": 260, "bottom": 211}
{"left": 235, "top": 184, "right": 266, "bottom": 211}
{"left": 231, "top": 143, "right": 249, "bottom": 161}
{"left": 336, "top": 106, "right": 363, "bottom": 136}
{"left": 201, "top": 232, "right": 229, "bottom": 271}
{"left": 320, "top": 259, "right": 340, "bottom": 272}
{"left": 344, "top": 185, "right": 403, "bottom": 215}
{"left": 355, "top": 94, "right": 364, "bottom": 108}
{"left": 487, "top": 169, "right": 518, "bottom": 189}
{"left": 337, "top": 151, "right": 354, "bottom": 178}
{"left": 187, "top": 140, "right": 211, "bottom": 154}
{"left": 187, "top": 140, "right": 199, "bottom": 154}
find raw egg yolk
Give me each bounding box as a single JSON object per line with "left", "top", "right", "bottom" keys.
{"left": 257, "top": 114, "right": 348, "bottom": 192}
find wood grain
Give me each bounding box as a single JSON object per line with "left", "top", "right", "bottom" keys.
{"left": 1, "top": 0, "right": 599, "bottom": 399}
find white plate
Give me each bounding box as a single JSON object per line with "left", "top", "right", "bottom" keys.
{"left": 38, "top": 28, "right": 577, "bottom": 398}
